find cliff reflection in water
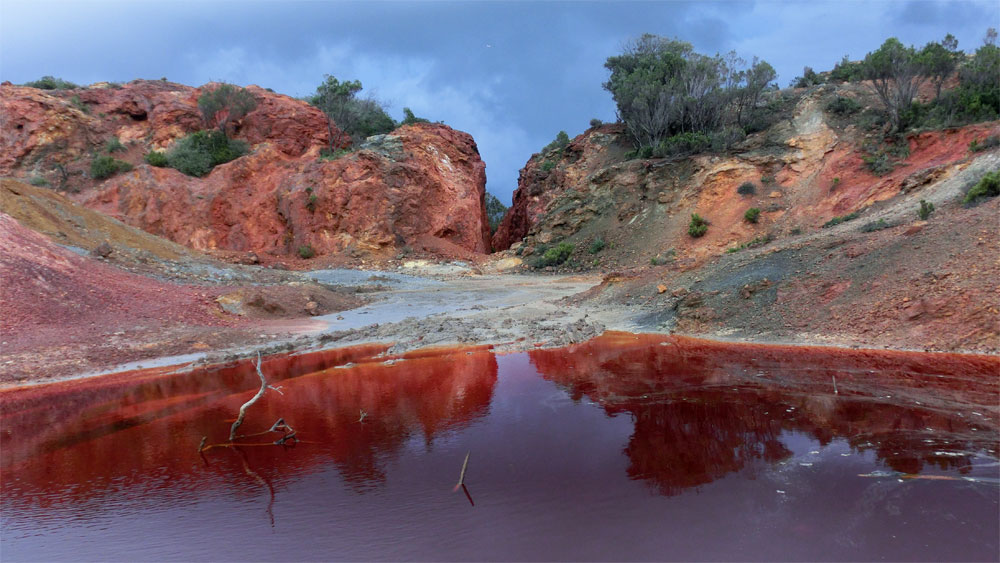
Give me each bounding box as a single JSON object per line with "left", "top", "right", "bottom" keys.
{"left": 1, "top": 344, "right": 498, "bottom": 503}
{"left": 530, "top": 333, "right": 999, "bottom": 496}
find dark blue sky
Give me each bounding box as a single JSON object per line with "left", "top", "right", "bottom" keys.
{"left": 2, "top": 1, "right": 996, "bottom": 203}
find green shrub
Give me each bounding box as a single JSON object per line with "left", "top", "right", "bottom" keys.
{"left": 744, "top": 207, "right": 761, "bottom": 223}
{"left": 69, "top": 95, "right": 90, "bottom": 114}
{"left": 535, "top": 242, "right": 574, "bottom": 267}
{"left": 829, "top": 56, "right": 864, "bottom": 83}
{"left": 969, "top": 135, "right": 1000, "bottom": 152}
{"left": 589, "top": 237, "right": 606, "bottom": 254}
{"left": 826, "top": 96, "right": 862, "bottom": 115}
{"left": 485, "top": 193, "right": 508, "bottom": 234}
{"left": 166, "top": 130, "right": 248, "bottom": 177}
{"left": 319, "top": 147, "right": 353, "bottom": 161}
{"left": 831, "top": 177, "right": 841, "bottom": 190}
{"left": 401, "top": 107, "right": 430, "bottom": 125}
{"left": 918, "top": 199, "right": 935, "bottom": 220}
{"left": 298, "top": 245, "right": 316, "bottom": 259}
{"left": 321, "top": 148, "right": 353, "bottom": 161}
{"left": 650, "top": 254, "right": 672, "bottom": 265}
{"left": 761, "top": 174, "right": 775, "bottom": 185}
{"left": 859, "top": 218, "right": 892, "bottom": 232}
{"left": 688, "top": 214, "right": 708, "bottom": 238}
{"left": 737, "top": 181, "right": 757, "bottom": 196}
{"left": 822, "top": 211, "right": 861, "bottom": 228}
{"left": 589, "top": 118, "right": 604, "bottom": 128}
{"left": 90, "top": 155, "right": 132, "bottom": 180}
{"left": 540, "top": 160, "right": 556, "bottom": 172}
{"left": 659, "top": 132, "right": 711, "bottom": 156}
{"left": 105, "top": 136, "right": 125, "bottom": 153}
{"left": 28, "top": 176, "right": 49, "bottom": 186}
{"left": 541, "top": 131, "right": 571, "bottom": 155}
{"left": 144, "top": 151, "right": 168, "bottom": 167}
{"left": 964, "top": 170, "right": 1000, "bottom": 203}
{"left": 726, "top": 234, "right": 773, "bottom": 253}
{"left": 306, "top": 193, "right": 318, "bottom": 212}
{"left": 862, "top": 141, "right": 908, "bottom": 176}
{"left": 23, "top": 76, "right": 79, "bottom": 90}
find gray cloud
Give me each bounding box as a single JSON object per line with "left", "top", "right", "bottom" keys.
{"left": 2, "top": 0, "right": 996, "bottom": 203}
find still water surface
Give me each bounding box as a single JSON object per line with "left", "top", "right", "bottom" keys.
{"left": 2, "top": 333, "right": 998, "bottom": 561}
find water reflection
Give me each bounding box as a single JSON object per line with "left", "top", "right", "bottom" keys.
{"left": 530, "top": 333, "right": 999, "bottom": 495}
{"left": 2, "top": 334, "right": 998, "bottom": 561}
{"left": 1, "top": 344, "right": 498, "bottom": 505}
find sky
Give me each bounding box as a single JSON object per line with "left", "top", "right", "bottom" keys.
{"left": 2, "top": 1, "right": 997, "bottom": 204}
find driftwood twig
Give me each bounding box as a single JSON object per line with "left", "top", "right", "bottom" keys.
{"left": 453, "top": 451, "right": 470, "bottom": 492}
{"left": 230, "top": 352, "right": 268, "bottom": 441}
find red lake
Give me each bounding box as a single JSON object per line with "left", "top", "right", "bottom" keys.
{"left": 1, "top": 333, "right": 998, "bottom": 561}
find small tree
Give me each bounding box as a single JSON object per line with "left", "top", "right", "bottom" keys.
{"left": 401, "top": 107, "right": 430, "bottom": 125}
{"left": 310, "top": 75, "right": 361, "bottom": 150}
{"left": 861, "top": 38, "right": 927, "bottom": 131}
{"left": 309, "top": 75, "right": 396, "bottom": 148}
{"left": 198, "top": 84, "right": 257, "bottom": 136}
{"left": 919, "top": 35, "right": 962, "bottom": 101}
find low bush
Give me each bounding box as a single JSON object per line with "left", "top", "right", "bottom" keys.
{"left": 589, "top": 118, "right": 604, "bottom": 128}
{"left": 28, "top": 176, "right": 48, "bottom": 186}
{"left": 145, "top": 151, "right": 168, "bottom": 167}
{"left": 588, "top": 237, "right": 606, "bottom": 254}
{"left": 166, "top": 130, "right": 248, "bottom": 177}
{"left": 540, "top": 160, "right": 556, "bottom": 172}
{"left": 541, "top": 131, "right": 571, "bottom": 155}
{"left": 23, "top": 76, "right": 79, "bottom": 90}
{"left": 69, "top": 95, "right": 89, "bottom": 114}
{"left": 744, "top": 207, "right": 761, "bottom": 223}
{"left": 859, "top": 218, "right": 892, "bottom": 232}
{"left": 688, "top": 214, "right": 708, "bottom": 238}
{"left": 826, "top": 96, "right": 862, "bottom": 115}
{"left": 726, "top": 234, "right": 773, "bottom": 253}
{"left": 650, "top": 252, "right": 674, "bottom": 265}
{"left": 535, "top": 242, "right": 574, "bottom": 267}
{"left": 105, "top": 136, "right": 125, "bottom": 153}
{"left": 969, "top": 135, "right": 1000, "bottom": 152}
{"left": 737, "top": 181, "right": 756, "bottom": 196}
{"left": 90, "top": 155, "right": 132, "bottom": 180}
{"left": 918, "top": 199, "right": 935, "bottom": 220}
{"left": 760, "top": 174, "right": 775, "bottom": 186}
{"left": 319, "top": 147, "right": 353, "bottom": 161}
{"left": 822, "top": 211, "right": 861, "bottom": 228}
{"left": 964, "top": 170, "right": 1000, "bottom": 204}
{"left": 862, "top": 141, "right": 908, "bottom": 176}
{"left": 401, "top": 107, "right": 430, "bottom": 126}
{"left": 298, "top": 245, "right": 316, "bottom": 259}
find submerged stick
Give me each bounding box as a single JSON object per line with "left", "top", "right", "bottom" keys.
{"left": 230, "top": 352, "right": 268, "bottom": 441}
{"left": 832, "top": 375, "right": 838, "bottom": 395}
{"left": 453, "top": 451, "right": 471, "bottom": 492}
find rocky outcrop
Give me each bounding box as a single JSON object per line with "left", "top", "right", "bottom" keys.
{"left": 492, "top": 123, "right": 627, "bottom": 250}
{"left": 0, "top": 81, "right": 334, "bottom": 177}
{"left": 1, "top": 81, "right": 490, "bottom": 260}
{"left": 81, "top": 123, "right": 490, "bottom": 258}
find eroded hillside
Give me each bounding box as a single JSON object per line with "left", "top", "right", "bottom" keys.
{"left": 1, "top": 80, "right": 490, "bottom": 264}
{"left": 494, "top": 83, "right": 1000, "bottom": 352}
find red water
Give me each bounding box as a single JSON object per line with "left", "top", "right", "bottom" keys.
{"left": 2, "top": 333, "right": 998, "bottom": 561}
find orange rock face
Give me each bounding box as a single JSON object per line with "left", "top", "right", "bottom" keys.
{"left": 80, "top": 123, "right": 490, "bottom": 258}
{"left": 1, "top": 81, "right": 490, "bottom": 259}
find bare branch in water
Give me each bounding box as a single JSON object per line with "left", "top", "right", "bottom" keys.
{"left": 230, "top": 352, "right": 268, "bottom": 441}
{"left": 453, "top": 451, "right": 471, "bottom": 492}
